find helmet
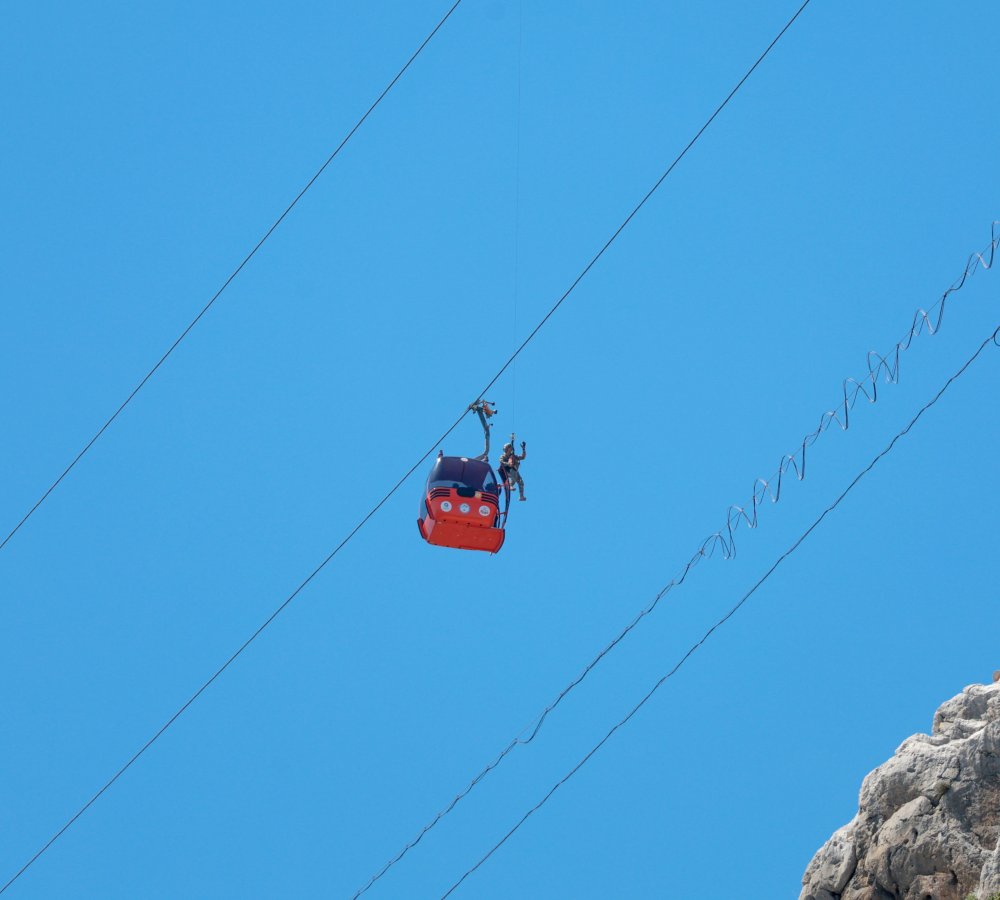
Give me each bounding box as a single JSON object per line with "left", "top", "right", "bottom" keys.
{"left": 503, "top": 443, "right": 513, "bottom": 451}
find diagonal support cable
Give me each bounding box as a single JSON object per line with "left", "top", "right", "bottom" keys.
{"left": 472, "top": 0, "right": 815, "bottom": 404}
{"left": 351, "top": 220, "right": 998, "bottom": 895}
{"left": 0, "top": 407, "right": 469, "bottom": 895}
{"left": 20, "top": 3, "right": 992, "bottom": 894}
{"left": 0, "top": 0, "right": 465, "bottom": 555}
{"left": 0, "top": 0, "right": 814, "bottom": 887}
{"left": 441, "top": 322, "right": 1000, "bottom": 898}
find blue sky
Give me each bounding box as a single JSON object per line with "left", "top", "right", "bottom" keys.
{"left": 2, "top": 1, "right": 999, "bottom": 897}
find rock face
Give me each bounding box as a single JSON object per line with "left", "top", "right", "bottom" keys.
{"left": 801, "top": 682, "right": 1000, "bottom": 900}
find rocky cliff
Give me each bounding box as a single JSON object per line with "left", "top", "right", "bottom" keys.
{"left": 800, "top": 680, "right": 1000, "bottom": 900}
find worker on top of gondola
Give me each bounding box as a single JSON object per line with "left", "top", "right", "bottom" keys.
{"left": 499, "top": 440, "right": 526, "bottom": 501}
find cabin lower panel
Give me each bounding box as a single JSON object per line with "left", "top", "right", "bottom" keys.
{"left": 418, "top": 516, "right": 505, "bottom": 553}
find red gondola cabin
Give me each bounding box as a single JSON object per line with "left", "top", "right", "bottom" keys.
{"left": 417, "top": 454, "right": 509, "bottom": 553}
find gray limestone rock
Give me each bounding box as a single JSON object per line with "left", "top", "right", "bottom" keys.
{"left": 800, "top": 682, "right": 1000, "bottom": 900}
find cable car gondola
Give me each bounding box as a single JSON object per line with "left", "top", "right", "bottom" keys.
{"left": 417, "top": 402, "right": 511, "bottom": 553}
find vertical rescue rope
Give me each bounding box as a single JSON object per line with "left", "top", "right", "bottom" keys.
{"left": 511, "top": 0, "right": 523, "bottom": 437}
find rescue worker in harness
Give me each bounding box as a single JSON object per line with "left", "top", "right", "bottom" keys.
{"left": 499, "top": 439, "right": 527, "bottom": 501}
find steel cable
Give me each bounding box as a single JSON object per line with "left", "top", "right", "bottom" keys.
{"left": 2, "top": 3, "right": 816, "bottom": 890}
{"left": 350, "top": 222, "right": 998, "bottom": 896}
{"left": 0, "top": 0, "right": 465, "bottom": 555}
{"left": 8, "top": 4, "right": 992, "bottom": 891}
{"left": 471, "top": 0, "right": 815, "bottom": 406}
{"left": 441, "top": 322, "right": 1000, "bottom": 897}
{"left": 0, "top": 410, "right": 467, "bottom": 896}
{"left": 2, "top": 0, "right": 814, "bottom": 890}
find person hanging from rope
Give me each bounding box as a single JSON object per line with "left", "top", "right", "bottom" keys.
{"left": 499, "top": 438, "right": 527, "bottom": 501}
